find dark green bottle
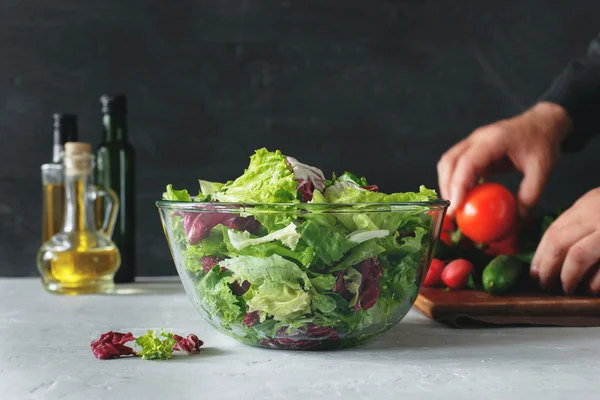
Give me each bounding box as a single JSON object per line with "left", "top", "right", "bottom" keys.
{"left": 95, "top": 94, "right": 136, "bottom": 283}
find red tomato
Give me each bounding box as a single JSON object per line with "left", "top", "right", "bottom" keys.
{"left": 441, "top": 259, "right": 475, "bottom": 289}
{"left": 440, "top": 217, "right": 456, "bottom": 246}
{"left": 423, "top": 258, "right": 446, "bottom": 287}
{"left": 456, "top": 183, "right": 517, "bottom": 244}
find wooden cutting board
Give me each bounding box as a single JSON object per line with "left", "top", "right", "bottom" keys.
{"left": 415, "top": 287, "right": 600, "bottom": 328}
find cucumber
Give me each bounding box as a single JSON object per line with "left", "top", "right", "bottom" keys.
{"left": 482, "top": 255, "right": 527, "bottom": 295}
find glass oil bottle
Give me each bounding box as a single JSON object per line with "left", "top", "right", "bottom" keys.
{"left": 37, "top": 142, "right": 122, "bottom": 295}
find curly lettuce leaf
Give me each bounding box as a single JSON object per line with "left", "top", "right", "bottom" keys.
{"left": 182, "top": 228, "right": 230, "bottom": 273}
{"left": 321, "top": 183, "right": 435, "bottom": 233}
{"left": 162, "top": 184, "right": 192, "bottom": 202}
{"left": 248, "top": 281, "right": 312, "bottom": 322}
{"left": 379, "top": 227, "right": 428, "bottom": 256}
{"left": 197, "top": 267, "right": 243, "bottom": 327}
{"left": 213, "top": 148, "right": 298, "bottom": 203}
{"left": 135, "top": 329, "right": 176, "bottom": 360}
{"left": 325, "top": 182, "right": 437, "bottom": 204}
{"left": 200, "top": 180, "right": 225, "bottom": 195}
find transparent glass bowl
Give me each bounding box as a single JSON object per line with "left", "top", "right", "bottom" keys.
{"left": 157, "top": 200, "right": 449, "bottom": 350}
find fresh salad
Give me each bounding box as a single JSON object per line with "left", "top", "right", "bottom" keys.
{"left": 161, "top": 148, "right": 444, "bottom": 349}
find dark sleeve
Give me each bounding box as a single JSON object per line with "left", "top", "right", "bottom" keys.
{"left": 538, "top": 33, "right": 600, "bottom": 153}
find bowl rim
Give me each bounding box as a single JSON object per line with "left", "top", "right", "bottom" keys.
{"left": 155, "top": 199, "right": 451, "bottom": 211}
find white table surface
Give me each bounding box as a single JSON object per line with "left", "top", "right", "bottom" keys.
{"left": 1, "top": 277, "right": 600, "bottom": 400}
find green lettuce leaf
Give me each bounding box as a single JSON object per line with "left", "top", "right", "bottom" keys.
{"left": 253, "top": 212, "right": 298, "bottom": 233}
{"left": 337, "top": 171, "right": 369, "bottom": 187}
{"left": 135, "top": 329, "right": 177, "bottom": 360}
{"left": 219, "top": 255, "right": 313, "bottom": 321}
{"left": 322, "top": 183, "right": 435, "bottom": 233}
{"left": 379, "top": 254, "right": 420, "bottom": 306}
{"left": 213, "top": 148, "right": 298, "bottom": 203}
{"left": 325, "top": 182, "right": 437, "bottom": 204}
{"left": 182, "top": 228, "right": 230, "bottom": 273}
{"left": 247, "top": 281, "right": 312, "bottom": 322}
{"left": 162, "top": 184, "right": 192, "bottom": 201}
{"left": 329, "top": 240, "right": 386, "bottom": 272}
{"left": 309, "top": 274, "right": 337, "bottom": 292}
{"left": 379, "top": 227, "right": 428, "bottom": 256}
{"left": 197, "top": 267, "right": 243, "bottom": 327}
{"left": 199, "top": 180, "right": 225, "bottom": 196}
{"left": 298, "top": 219, "right": 358, "bottom": 265}
{"left": 312, "top": 293, "right": 337, "bottom": 314}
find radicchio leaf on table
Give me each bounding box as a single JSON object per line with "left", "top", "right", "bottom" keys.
{"left": 172, "top": 334, "right": 204, "bottom": 355}
{"left": 90, "top": 331, "right": 136, "bottom": 360}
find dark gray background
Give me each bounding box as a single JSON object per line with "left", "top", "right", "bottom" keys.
{"left": 1, "top": 1, "right": 599, "bottom": 277}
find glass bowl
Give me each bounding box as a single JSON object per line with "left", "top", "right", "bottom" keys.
{"left": 157, "top": 200, "right": 449, "bottom": 350}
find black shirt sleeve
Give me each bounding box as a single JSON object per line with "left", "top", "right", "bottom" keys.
{"left": 538, "top": 33, "right": 600, "bottom": 153}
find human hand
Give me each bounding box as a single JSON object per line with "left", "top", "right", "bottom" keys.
{"left": 531, "top": 188, "right": 600, "bottom": 295}
{"left": 437, "top": 102, "right": 572, "bottom": 216}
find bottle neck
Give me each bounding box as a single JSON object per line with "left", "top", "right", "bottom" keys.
{"left": 62, "top": 153, "right": 97, "bottom": 233}
{"left": 62, "top": 174, "right": 97, "bottom": 233}
{"left": 52, "top": 144, "right": 64, "bottom": 164}
{"left": 102, "top": 114, "right": 128, "bottom": 143}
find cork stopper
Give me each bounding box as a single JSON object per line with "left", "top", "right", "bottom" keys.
{"left": 65, "top": 142, "right": 91, "bottom": 155}
{"left": 64, "top": 142, "right": 93, "bottom": 176}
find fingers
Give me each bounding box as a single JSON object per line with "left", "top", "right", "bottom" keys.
{"left": 437, "top": 141, "right": 468, "bottom": 204}
{"left": 446, "top": 141, "right": 506, "bottom": 215}
{"left": 560, "top": 231, "right": 600, "bottom": 294}
{"left": 531, "top": 211, "right": 594, "bottom": 290}
{"left": 588, "top": 264, "right": 600, "bottom": 295}
{"left": 517, "top": 157, "right": 550, "bottom": 217}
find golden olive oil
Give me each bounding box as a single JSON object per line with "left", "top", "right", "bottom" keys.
{"left": 48, "top": 247, "right": 119, "bottom": 282}
{"left": 42, "top": 182, "right": 66, "bottom": 243}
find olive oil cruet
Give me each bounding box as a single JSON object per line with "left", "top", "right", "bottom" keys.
{"left": 37, "top": 142, "right": 121, "bottom": 295}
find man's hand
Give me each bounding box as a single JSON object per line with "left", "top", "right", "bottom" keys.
{"left": 531, "top": 188, "right": 600, "bottom": 295}
{"left": 437, "top": 102, "right": 572, "bottom": 216}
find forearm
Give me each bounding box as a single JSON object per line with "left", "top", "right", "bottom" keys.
{"left": 538, "top": 33, "right": 600, "bottom": 152}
